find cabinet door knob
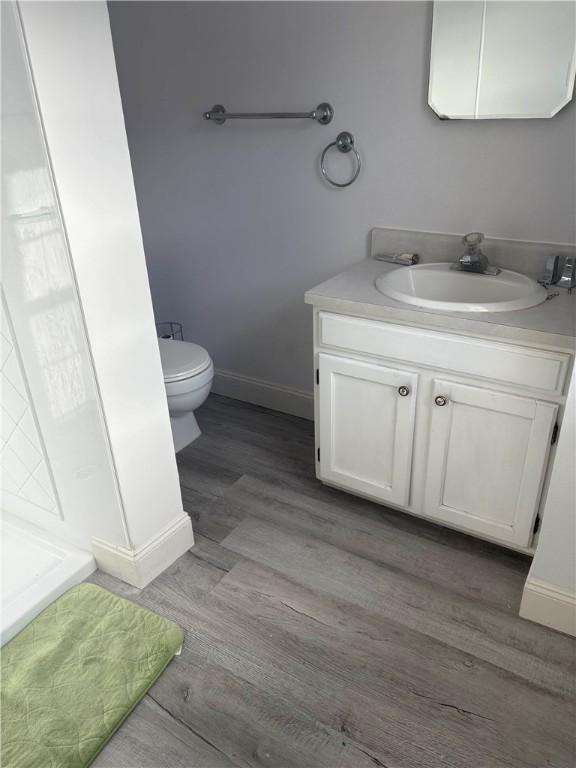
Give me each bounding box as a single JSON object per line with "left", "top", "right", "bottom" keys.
{"left": 435, "top": 395, "right": 448, "bottom": 406}
{"left": 398, "top": 385, "right": 410, "bottom": 397}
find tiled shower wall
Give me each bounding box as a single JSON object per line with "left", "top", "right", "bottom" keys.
{"left": 1, "top": 299, "right": 58, "bottom": 515}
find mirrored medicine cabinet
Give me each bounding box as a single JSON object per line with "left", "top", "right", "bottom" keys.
{"left": 429, "top": 1, "right": 576, "bottom": 119}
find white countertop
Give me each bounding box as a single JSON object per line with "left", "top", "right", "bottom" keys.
{"left": 305, "top": 258, "right": 576, "bottom": 353}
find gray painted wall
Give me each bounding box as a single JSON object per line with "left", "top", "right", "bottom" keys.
{"left": 109, "top": 1, "right": 576, "bottom": 396}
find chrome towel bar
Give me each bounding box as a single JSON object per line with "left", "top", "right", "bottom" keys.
{"left": 203, "top": 103, "right": 334, "bottom": 125}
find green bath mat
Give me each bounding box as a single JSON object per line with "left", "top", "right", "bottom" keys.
{"left": 1, "top": 583, "right": 183, "bottom": 768}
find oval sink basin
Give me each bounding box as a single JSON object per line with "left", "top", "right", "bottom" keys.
{"left": 375, "top": 263, "right": 547, "bottom": 313}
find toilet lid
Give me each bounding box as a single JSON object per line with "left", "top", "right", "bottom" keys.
{"left": 158, "top": 338, "right": 212, "bottom": 382}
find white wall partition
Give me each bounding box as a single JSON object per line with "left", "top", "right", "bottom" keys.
{"left": 2, "top": 1, "right": 192, "bottom": 587}
{"left": 521, "top": 370, "right": 576, "bottom": 636}
{"left": 18, "top": 0, "right": 193, "bottom": 585}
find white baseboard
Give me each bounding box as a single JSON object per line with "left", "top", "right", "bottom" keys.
{"left": 520, "top": 577, "right": 576, "bottom": 637}
{"left": 91, "top": 513, "right": 194, "bottom": 589}
{"left": 213, "top": 368, "right": 314, "bottom": 420}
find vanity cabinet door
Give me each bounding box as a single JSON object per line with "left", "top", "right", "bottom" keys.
{"left": 317, "top": 354, "right": 418, "bottom": 506}
{"left": 423, "top": 379, "right": 558, "bottom": 547}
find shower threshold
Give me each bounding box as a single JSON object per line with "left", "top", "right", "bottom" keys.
{"left": 1, "top": 513, "right": 95, "bottom": 646}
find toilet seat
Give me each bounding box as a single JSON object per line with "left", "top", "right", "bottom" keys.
{"left": 164, "top": 361, "right": 214, "bottom": 398}
{"left": 158, "top": 338, "right": 212, "bottom": 382}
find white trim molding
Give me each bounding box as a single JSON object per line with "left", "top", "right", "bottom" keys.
{"left": 213, "top": 368, "right": 314, "bottom": 420}
{"left": 91, "top": 513, "right": 194, "bottom": 589}
{"left": 520, "top": 577, "right": 576, "bottom": 637}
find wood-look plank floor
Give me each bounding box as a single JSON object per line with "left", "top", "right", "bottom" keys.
{"left": 92, "top": 394, "right": 576, "bottom": 768}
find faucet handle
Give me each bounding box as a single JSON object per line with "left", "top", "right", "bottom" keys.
{"left": 539, "top": 254, "right": 561, "bottom": 288}
{"left": 462, "top": 232, "right": 485, "bottom": 251}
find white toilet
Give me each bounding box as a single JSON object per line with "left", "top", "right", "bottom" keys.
{"left": 158, "top": 338, "right": 214, "bottom": 452}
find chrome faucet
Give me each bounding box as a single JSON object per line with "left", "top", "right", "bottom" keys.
{"left": 453, "top": 232, "right": 500, "bottom": 276}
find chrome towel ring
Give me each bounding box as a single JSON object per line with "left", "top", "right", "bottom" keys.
{"left": 321, "top": 131, "right": 361, "bottom": 188}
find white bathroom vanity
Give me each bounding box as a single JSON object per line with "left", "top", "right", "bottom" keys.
{"left": 305, "top": 230, "right": 576, "bottom": 552}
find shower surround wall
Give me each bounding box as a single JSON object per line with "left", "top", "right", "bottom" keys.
{"left": 1, "top": 300, "right": 58, "bottom": 518}
{"left": 108, "top": 1, "right": 576, "bottom": 417}
{"left": 2, "top": 0, "right": 116, "bottom": 551}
